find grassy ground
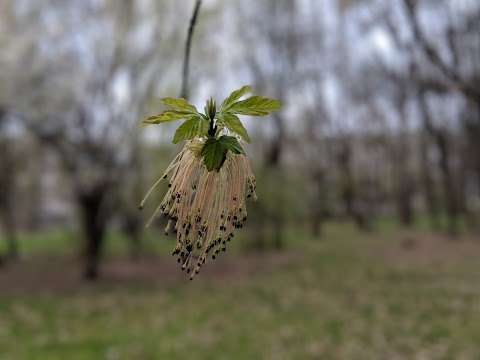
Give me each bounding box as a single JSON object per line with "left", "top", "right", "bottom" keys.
{"left": 0, "top": 223, "right": 479, "bottom": 359}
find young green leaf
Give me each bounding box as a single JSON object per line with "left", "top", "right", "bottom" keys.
{"left": 172, "top": 116, "right": 209, "bottom": 144}
{"left": 161, "top": 98, "right": 198, "bottom": 113}
{"left": 142, "top": 110, "right": 195, "bottom": 125}
{"left": 216, "top": 113, "right": 251, "bottom": 143}
{"left": 142, "top": 98, "right": 199, "bottom": 125}
{"left": 186, "top": 141, "right": 204, "bottom": 158}
{"left": 227, "top": 96, "right": 281, "bottom": 116}
{"left": 220, "top": 85, "right": 252, "bottom": 112}
{"left": 218, "top": 135, "right": 246, "bottom": 155}
{"left": 201, "top": 138, "right": 226, "bottom": 172}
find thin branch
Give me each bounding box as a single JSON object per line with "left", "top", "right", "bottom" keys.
{"left": 401, "top": 0, "right": 480, "bottom": 102}
{"left": 180, "top": 0, "right": 202, "bottom": 100}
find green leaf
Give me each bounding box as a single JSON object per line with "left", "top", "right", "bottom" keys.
{"left": 186, "top": 141, "right": 204, "bottom": 158}
{"left": 218, "top": 135, "right": 245, "bottom": 155}
{"left": 172, "top": 116, "right": 209, "bottom": 144}
{"left": 201, "top": 138, "right": 226, "bottom": 172}
{"left": 216, "top": 113, "right": 251, "bottom": 143}
{"left": 227, "top": 96, "right": 281, "bottom": 116}
{"left": 161, "top": 98, "right": 198, "bottom": 113}
{"left": 220, "top": 85, "right": 252, "bottom": 112}
{"left": 142, "top": 110, "right": 195, "bottom": 125}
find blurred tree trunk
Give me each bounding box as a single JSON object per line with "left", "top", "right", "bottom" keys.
{"left": 77, "top": 185, "right": 109, "bottom": 280}
{"left": 464, "top": 100, "right": 480, "bottom": 232}
{"left": 338, "top": 137, "right": 355, "bottom": 220}
{"left": 419, "top": 91, "right": 459, "bottom": 236}
{"left": 0, "top": 110, "right": 19, "bottom": 260}
{"left": 419, "top": 130, "right": 440, "bottom": 229}
{"left": 310, "top": 168, "right": 326, "bottom": 238}
{"left": 266, "top": 115, "right": 285, "bottom": 250}
{"left": 393, "top": 89, "right": 414, "bottom": 227}
{"left": 336, "top": 137, "right": 370, "bottom": 230}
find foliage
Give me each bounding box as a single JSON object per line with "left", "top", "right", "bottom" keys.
{"left": 141, "top": 86, "right": 281, "bottom": 172}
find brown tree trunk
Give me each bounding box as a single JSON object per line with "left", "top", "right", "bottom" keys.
{"left": 0, "top": 114, "right": 19, "bottom": 260}
{"left": 310, "top": 168, "right": 326, "bottom": 238}
{"left": 419, "top": 131, "right": 440, "bottom": 229}
{"left": 266, "top": 115, "right": 285, "bottom": 249}
{"left": 419, "top": 91, "right": 459, "bottom": 236}
{"left": 0, "top": 207, "right": 18, "bottom": 260}
{"left": 394, "top": 137, "right": 414, "bottom": 227}
{"left": 436, "top": 131, "right": 459, "bottom": 236}
{"left": 77, "top": 186, "right": 108, "bottom": 280}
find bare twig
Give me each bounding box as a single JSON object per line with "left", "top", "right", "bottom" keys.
{"left": 401, "top": 0, "right": 480, "bottom": 101}
{"left": 180, "top": 0, "right": 202, "bottom": 100}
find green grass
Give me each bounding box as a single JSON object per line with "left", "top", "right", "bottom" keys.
{"left": 1, "top": 224, "right": 480, "bottom": 359}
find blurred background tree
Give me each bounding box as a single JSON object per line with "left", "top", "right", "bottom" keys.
{"left": 0, "top": 0, "right": 478, "bottom": 274}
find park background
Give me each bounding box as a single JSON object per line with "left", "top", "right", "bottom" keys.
{"left": 1, "top": 0, "right": 480, "bottom": 358}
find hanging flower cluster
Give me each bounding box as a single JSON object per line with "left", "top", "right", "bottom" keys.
{"left": 140, "top": 86, "right": 281, "bottom": 279}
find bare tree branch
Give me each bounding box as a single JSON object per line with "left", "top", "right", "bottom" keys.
{"left": 401, "top": 0, "right": 480, "bottom": 101}
{"left": 181, "top": 0, "right": 202, "bottom": 100}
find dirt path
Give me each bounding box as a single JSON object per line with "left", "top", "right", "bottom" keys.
{"left": 0, "top": 250, "right": 301, "bottom": 296}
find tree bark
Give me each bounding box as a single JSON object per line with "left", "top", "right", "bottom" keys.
{"left": 77, "top": 186, "right": 108, "bottom": 280}
{"left": 419, "top": 130, "right": 440, "bottom": 229}
{"left": 310, "top": 168, "right": 326, "bottom": 238}
{"left": 419, "top": 91, "right": 459, "bottom": 236}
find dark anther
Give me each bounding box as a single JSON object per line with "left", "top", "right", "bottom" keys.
{"left": 247, "top": 194, "right": 251, "bottom": 198}
{"left": 222, "top": 248, "right": 226, "bottom": 252}
{"left": 162, "top": 174, "right": 167, "bottom": 179}
{"left": 177, "top": 258, "right": 181, "bottom": 263}
{"left": 233, "top": 196, "right": 237, "bottom": 201}
{"left": 229, "top": 233, "right": 234, "bottom": 238}
{"left": 227, "top": 216, "right": 231, "bottom": 221}
{"left": 239, "top": 208, "right": 242, "bottom": 212}
{"left": 168, "top": 183, "right": 172, "bottom": 188}
{"left": 234, "top": 216, "right": 238, "bottom": 221}
{"left": 180, "top": 251, "right": 185, "bottom": 257}
{"left": 164, "top": 232, "right": 168, "bottom": 236}
{"left": 186, "top": 244, "right": 193, "bottom": 252}
{"left": 195, "top": 270, "right": 199, "bottom": 274}
{"left": 139, "top": 205, "right": 143, "bottom": 210}
{"left": 243, "top": 217, "right": 247, "bottom": 222}
{"left": 220, "top": 214, "right": 224, "bottom": 219}
{"left": 215, "top": 249, "right": 219, "bottom": 254}
{"left": 186, "top": 268, "right": 190, "bottom": 273}
{"left": 212, "top": 255, "right": 216, "bottom": 259}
